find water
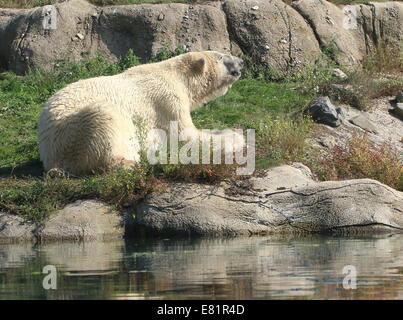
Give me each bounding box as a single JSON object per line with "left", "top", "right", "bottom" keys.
{"left": 1, "top": 234, "right": 402, "bottom": 300}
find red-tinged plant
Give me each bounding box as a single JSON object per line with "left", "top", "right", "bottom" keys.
{"left": 316, "top": 133, "right": 402, "bottom": 190}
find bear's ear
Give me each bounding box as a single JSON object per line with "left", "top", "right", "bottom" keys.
{"left": 191, "top": 58, "right": 205, "bottom": 74}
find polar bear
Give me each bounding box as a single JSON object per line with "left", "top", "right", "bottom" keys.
{"left": 38, "top": 51, "right": 244, "bottom": 175}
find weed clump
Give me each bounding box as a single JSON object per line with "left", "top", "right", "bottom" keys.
{"left": 313, "top": 134, "right": 402, "bottom": 190}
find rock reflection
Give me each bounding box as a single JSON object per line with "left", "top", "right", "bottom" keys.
{"left": 0, "top": 234, "right": 402, "bottom": 299}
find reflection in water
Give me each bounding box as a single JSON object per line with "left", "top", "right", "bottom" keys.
{"left": 0, "top": 234, "right": 402, "bottom": 299}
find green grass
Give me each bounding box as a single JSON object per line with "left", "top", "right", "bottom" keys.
{"left": 193, "top": 80, "right": 311, "bottom": 129}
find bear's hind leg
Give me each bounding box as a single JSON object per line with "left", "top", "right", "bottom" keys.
{"left": 45, "top": 103, "right": 139, "bottom": 175}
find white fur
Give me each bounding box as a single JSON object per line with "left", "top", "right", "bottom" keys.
{"left": 38, "top": 51, "right": 243, "bottom": 175}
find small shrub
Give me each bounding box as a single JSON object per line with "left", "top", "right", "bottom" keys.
{"left": 243, "top": 115, "right": 314, "bottom": 168}
{"left": 116, "top": 49, "right": 141, "bottom": 70}
{"left": 313, "top": 133, "right": 402, "bottom": 190}
{"left": 321, "top": 40, "right": 340, "bottom": 64}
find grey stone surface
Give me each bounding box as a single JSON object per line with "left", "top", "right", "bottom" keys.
{"left": 96, "top": 1, "right": 231, "bottom": 62}
{"left": 2, "top": 0, "right": 400, "bottom": 74}
{"left": 349, "top": 114, "right": 378, "bottom": 134}
{"left": 308, "top": 97, "right": 403, "bottom": 160}
{"left": 292, "top": 0, "right": 364, "bottom": 67}
{"left": 1, "top": 165, "right": 402, "bottom": 240}
{"left": 303, "top": 96, "right": 342, "bottom": 127}
{"left": 332, "top": 68, "right": 347, "bottom": 80}
{"left": 136, "top": 165, "right": 403, "bottom": 236}
{"left": 353, "top": 2, "right": 403, "bottom": 55}
{"left": 292, "top": 0, "right": 403, "bottom": 68}
{"left": 394, "top": 103, "right": 403, "bottom": 120}
{"left": 0, "top": 0, "right": 231, "bottom": 73}
{"left": 0, "top": 213, "right": 36, "bottom": 242}
{"left": 223, "top": 0, "right": 321, "bottom": 75}
{"left": 37, "top": 200, "right": 133, "bottom": 241}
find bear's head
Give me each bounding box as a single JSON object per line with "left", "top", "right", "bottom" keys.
{"left": 179, "top": 51, "right": 244, "bottom": 110}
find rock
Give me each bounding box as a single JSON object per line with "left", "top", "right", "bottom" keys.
{"left": 1, "top": 164, "right": 402, "bottom": 240}
{"left": 292, "top": 0, "right": 363, "bottom": 67}
{"left": 292, "top": 0, "right": 403, "bottom": 67}
{"left": 393, "top": 103, "right": 403, "bottom": 120}
{"left": 249, "top": 163, "right": 315, "bottom": 193}
{"left": 396, "top": 90, "right": 403, "bottom": 103}
{"left": 349, "top": 113, "right": 378, "bottom": 134}
{"left": 307, "top": 97, "right": 403, "bottom": 161}
{"left": 136, "top": 165, "right": 403, "bottom": 236}
{"left": 37, "top": 200, "right": 134, "bottom": 241}
{"left": 332, "top": 68, "right": 347, "bottom": 80}
{"left": 353, "top": 2, "right": 403, "bottom": 54}
{"left": 0, "top": 0, "right": 401, "bottom": 74}
{"left": 97, "top": 2, "right": 230, "bottom": 61}
{"left": 0, "top": 0, "right": 95, "bottom": 74}
{"left": 0, "top": 213, "right": 36, "bottom": 242}
{"left": 0, "top": 0, "right": 230, "bottom": 73}
{"left": 303, "top": 96, "right": 342, "bottom": 127}
{"left": 223, "top": 0, "right": 321, "bottom": 75}
{"left": 76, "top": 32, "right": 84, "bottom": 40}
{"left": 335, "top": 106, "right": 347, "bottom": 119}
{"left": 318, "top": 135, "right": 337, "bottom": 148}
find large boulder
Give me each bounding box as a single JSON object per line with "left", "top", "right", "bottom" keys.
{"left": 303, "top": 96, "right": 343, "bottom": 127}
{"left": 353, "top": 1, "right": 403, "bottom": 53}
{"left": 96, "top": 1, "right": 231, "bottom": 62}
{"left": 136, "top": 164, "right": 403, "bottom": 236}
{"left": 0, "top": 0, "right": 97, "bottom": 74}
{"left": 291, "top": 0, "right": 364, "bottom": 67}
{"left": 1, "top": 164, "right": 402, "bottom": 241}
{"left": 223, "top": 0, "right": 321, "bottom": 75}
{"left": 37, "top": 200, "right": 133, "bottom": 241}
{"left": 0, "top": 0, "right": 231, "bottom": 73}
{"left": 292, "top": 0, "right": 403, "bottom": 67}
{"left": 0, "top": 213, "right": 36, "bottom": 242}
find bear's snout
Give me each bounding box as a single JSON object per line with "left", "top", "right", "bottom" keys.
{"left": 223, "top": 55, "right": 243, "bottom": 78}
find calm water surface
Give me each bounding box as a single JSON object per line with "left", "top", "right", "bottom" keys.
{"left": 1, "top": 234, "right": 402, "bottom": 299}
